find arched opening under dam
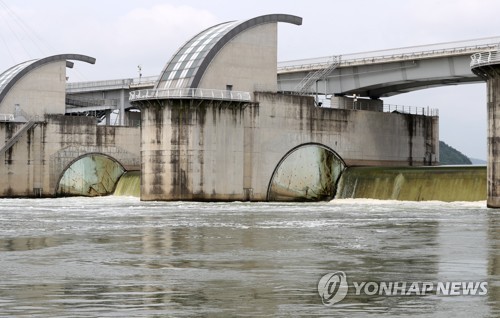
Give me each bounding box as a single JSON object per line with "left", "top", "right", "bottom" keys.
{"left": 267, "top": 143, "right": 345, "bottom": 201}
{"left": 56, "top": 154, "right": 125, "bottom": 197}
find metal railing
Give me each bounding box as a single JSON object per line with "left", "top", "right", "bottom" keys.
{"left": 470, "top": 50, "right": 500, "bottom": 68}
{"left": 129, "top": 88, "right": 252, "bottom": 102}
{"left": 67, "top": 76, "right": 159, "bottom": 92}
{"left": 66, "top": 78, "right": 133, "bottom": 92}
{"left": 66, "top": 96, "right": 118, "bottom": 108}
{"left": 279, "top": 36, "right": 500, "bottom": 72}
{"left": 0, "top": 114, "right": 14, "bottom": 121}
{"left": 130, "top": 75, "right": 158, "bottom": 87}
{"left": 383, "top": 104, "right": 439, "bottom": 117}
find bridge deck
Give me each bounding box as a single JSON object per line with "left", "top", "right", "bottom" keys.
{"left": 278, "top": 36, "right": 500, "bottom": 73}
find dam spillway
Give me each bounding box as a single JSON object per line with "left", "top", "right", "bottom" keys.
{"left": 113, "top": 171, "right": 141, "bottom": 197}
{"left": 335, "top": 165, "right": 486, "bottom": 202}
{"left": 110, "top": 165, "right": 487, "bottom": 202}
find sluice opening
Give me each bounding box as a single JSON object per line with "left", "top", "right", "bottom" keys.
{"left": 56, "top": 154, "right": 125, "bottom": 197}
{"left": 267, "top": 144, "right": 345, "bottom": 201}
{"left": 113, "top": 171, "right": 140, "bottom": 197}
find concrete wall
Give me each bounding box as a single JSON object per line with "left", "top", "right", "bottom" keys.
{"left": 139, "top": 92, "right": 438, "bottom": 201}
{"left": 330, "top": 96, "right": 383, "bottom": 111}
{"left": 140, "top": 99, "right": 247, "bottom": 201}
{"left": 0, "top": 115, "right": 140, "bottom": 197}
{"left": 0, "top": 61, "right": 67, "bottom": 117}
{"left": 199, "top": 23, "right": 278, "bottom": 94}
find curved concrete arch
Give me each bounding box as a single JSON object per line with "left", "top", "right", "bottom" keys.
{"left": 190, "top": 14, "right": 302, "bottom": 89}
{"left": 50, "top": 144, "right": 140, "bottom": 193}
{"left": 56, "top": 152, "right": 125, "bottom": 197}
{"left": 0, "top": 54, "right": 96, "bottom": 105}
{"left": 156, "top": 14, "right": 302, "bottom": 90}
{"left": 267, "top": 142, "right": 346, "bottom": 201}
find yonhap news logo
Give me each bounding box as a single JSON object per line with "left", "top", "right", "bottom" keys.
{"left": 317, "top": 271, "right": 348, "bottom": 306}
{"left": 317, "top": 271, "right": 488, "bottom": 306}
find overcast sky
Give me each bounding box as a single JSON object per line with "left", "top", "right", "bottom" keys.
{"left": 1, "top": 0, "right": 499, "bottom": 159}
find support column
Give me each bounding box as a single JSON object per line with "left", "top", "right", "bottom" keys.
{"left": 487, "top": 74, "right": 500, "bottom": 207}
{"left": 119, "top": 89, "right": 125, "bottom": 126}
{"left": 105, "top": 110, "right": 111, "bottom": 126}
{"left": 472, "top": 55, "right": 500, "bottom": 207}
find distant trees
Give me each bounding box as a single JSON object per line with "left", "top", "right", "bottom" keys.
{"left": 439, "top": 141, "right": 472, "bottom": 165}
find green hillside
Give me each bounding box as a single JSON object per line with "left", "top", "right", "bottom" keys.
{"left": 439, "top": 141, "right": 472, "bottom": 165}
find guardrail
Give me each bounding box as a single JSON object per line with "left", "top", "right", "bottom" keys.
{"left": 383, "top": 104, "right": 439, "bottom": 117}
{"left": 129, "top": 88, "right": 252, "bottom": 102}
{"left": 130, "top": 75, "right": 158, "bottom": 86}
{"left": 0, "top": 114, "right": 14, "bottom": 121}
{"left": 279, "top": 36, "right": 500, "bottom": 72}
{"left": 66, "top": 79, "right": 133, "bottom": 91}
{"left": 324, "top": 100, "right": 438, "bottom": 116}
{"left": 470, "top": 50, "right": 500, "bottom": 68}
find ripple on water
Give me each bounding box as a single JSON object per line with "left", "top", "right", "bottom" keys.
{"left": 0, "top": 197, "right": 496, "bottom": 317}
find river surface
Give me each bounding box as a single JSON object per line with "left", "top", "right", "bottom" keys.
{"left": 0, "top": 197, "right": 498, "bottom": 317}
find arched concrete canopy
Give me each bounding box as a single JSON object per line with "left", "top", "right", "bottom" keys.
{"left": 0, "top": 54, "right": 96, "bottom": 105}
{"left": 156, "top": 14, "right": 302, "bottom": 90}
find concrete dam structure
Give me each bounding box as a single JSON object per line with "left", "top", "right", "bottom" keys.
{"left": 0, "top": 55, "right": 140, "bottom": 197}
{"left": 5, "top": 13, "right": 499, "bottom": 203}
{"left": 130, "top": 14, "right": 438, "bottom": 201}
{"left": 114, "top": 164, "right": 487, "bottom": 202}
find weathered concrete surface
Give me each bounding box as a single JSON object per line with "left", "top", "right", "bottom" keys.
{"left": 140, "top": 99, "right": 248, "bottom": 201}
{"left": 471, "top": 63, "right": 500, "bottom": 207}
{"left": 0, "top": 115, "right": 140, "bottom": 197}
{"left": 139, "top": 93, "right": 438, "bottom": 201}
{"left": 480, "top": 66, "right": 500, "bottom": 207}
{"left": 488, "top": 74, "right": 500, "bottom": 207}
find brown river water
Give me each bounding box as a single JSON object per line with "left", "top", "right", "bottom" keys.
{"left": 0, "top": 197, "right": 498, "bottom": 317}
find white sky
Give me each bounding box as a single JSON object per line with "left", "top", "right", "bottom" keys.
{"left": 1, "top": 0, "right": 499, "bottom": 159}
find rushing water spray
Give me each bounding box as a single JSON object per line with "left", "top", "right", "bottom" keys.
{"left": 113, "top": 170, "right": 140, "bottom": 197}
{"left": 335, "top": 166, "right": 486, "bottom": 201}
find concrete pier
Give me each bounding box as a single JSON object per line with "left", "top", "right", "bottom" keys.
{"left": 471, "top": 51, "right": 500, "bottom": 207}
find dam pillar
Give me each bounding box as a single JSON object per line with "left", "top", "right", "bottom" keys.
{"left": 135, "top": 97, "right": 252, "bottom": 201}
{"left": 471, "top": 51, "right": 500, "bottom": 207}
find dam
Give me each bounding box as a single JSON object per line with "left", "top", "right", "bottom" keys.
{"left": 0, "top": 13, "right": 496, "bottom": 203}
{"left": 112, "top": 165, "right": 487, "bottom": 202}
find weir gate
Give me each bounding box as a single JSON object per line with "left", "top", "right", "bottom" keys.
{"left": 0, "top": 14, "right": 497, "bottom": 204}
